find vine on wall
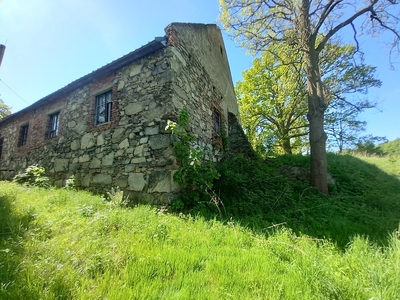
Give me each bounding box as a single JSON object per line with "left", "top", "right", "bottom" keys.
{"left": 166, "top": 109, "right": 223, "bottom": 214}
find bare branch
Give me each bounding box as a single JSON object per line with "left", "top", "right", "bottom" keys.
{"left": 316, "top": 1, "right": 378, "bottom": 52}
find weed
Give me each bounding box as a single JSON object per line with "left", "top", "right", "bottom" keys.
{"left": 64, "top": 175, "right": 76, "bottom": 190}
{"left": 106, "top": 187, "right": 129, "bottom": 208}
{"left": 13, "top": 165, "right": 50, "bottom": 188}
{"left": 167, "top": 109, "right": 221, "bottom": 211}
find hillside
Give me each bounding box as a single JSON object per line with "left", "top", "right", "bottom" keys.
{"left": 214, "top": 153, "right": 400, "bottom": 248}
{"left": 1, "top": 153, "right": 400, "bottom": 299}
{"left": 379, "top": 138, "right": 400, "bottom": 156}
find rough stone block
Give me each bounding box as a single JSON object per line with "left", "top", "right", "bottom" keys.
{"left": 97, "top": 134, "right": 105, "bottom": 146}
{"left": 112, "top": 127, "right": 126, "bottom": 143}
{"left": 149, "top": 134, "right": 172, "bottom": 150}
{"left": 81, "top": 133, "right": 95, "bottom": 149}
{"left": 130, "top": 64, "right": 142, "bottom": 77}
{"left": 71, "top": 139, "right": 80, "bottom": 151}
{"left": 144, "top": 126, "right": 159, "bottom": 136}
{"left": 131, "top": 157, "right": 146, "bottom": 164}
{"left": 115, "top": 177, "right": 128, "bottom": 188}
{"left": 148, "top": 170, "right": 171, "bottom": 193}
{"left": 125, "top": 102, "right": 146, "bottom": 115}
{"left": 79, "top": 155, "right": 90, "bottom": 163}
{"left": 119, "top": 138, "right": 130, "bottom": 149}
{"left": 54, "top": 158, "right": 69, "bottom": 172}
{"left": 128, "top": 173, "right": 146, "bottom": 191}
{"left": 102, "top": 152, "right": 114, "bottom": 166}
{"left": 93, "top": 174, "right": 112, "bottom": 185}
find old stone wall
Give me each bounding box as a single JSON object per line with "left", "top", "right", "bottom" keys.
{"left": 0, "top": 48, "right": 180, "bottom": 204}
{"left": 0, "top": 23, "right": 248, "bottom": 204}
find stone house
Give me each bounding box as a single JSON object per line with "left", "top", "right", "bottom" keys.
{"left": 0, "top": 23, "right": 250, "bottom": 204}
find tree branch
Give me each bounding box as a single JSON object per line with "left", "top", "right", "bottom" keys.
{"left": 316, "top": 1, "right": 378, "bottom": 52}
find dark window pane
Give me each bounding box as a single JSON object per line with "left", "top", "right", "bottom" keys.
{"left": 95, "top": 91, "right": 112, "bottom": 125}
{"left": 18, "top": 124, "right": 29, "bottom": 146}
{"left": 47, "top": 112, "right": 59, "bottom": 138}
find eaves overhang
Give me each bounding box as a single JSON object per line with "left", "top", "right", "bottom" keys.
{"left": 0, "top": 37, "right": 167, "bottom": 126}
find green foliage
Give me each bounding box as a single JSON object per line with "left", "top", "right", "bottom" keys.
{"left": 214, "top": 153, "right": 400, "bottom": 248}
{"left": 64, "top": 175, "right": 76, "bottom": 190}
{"left": 236, "top": 41, "right": 381, "bottom": 156}
{"left": 351, "top": 135, "right": 388, "bottom": 156}
{"left": 378, "top": 138, "right": 400, "bottom": 156}
{"left": 1, "top": 182, "right": 400, "bottom": 299}
{"left": 235, "top": 43, "right": 308, "bottom": 155}
{"left": 219, "top": 0, "right": 396, "bottom": 193}
{"left": 0, "top": 99, "right": 11, "bottom": 120}
{"left": 13, "top": 165, "right": 50, "bottom": 188}
{"left": 167, "top": 109, "right": 220, "bottom": 209}
{"left": 106, "top": 187, "right": 129, "bottom": 208}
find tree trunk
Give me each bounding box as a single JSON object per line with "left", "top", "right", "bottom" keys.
{"left": 282, "top": 138, "right": 293, "bottom": 154}
{"left": 301, "top": 0, "right": 329, "bottom": 194}
{"left": 308, "top": 110, "right": 329, "bottom": 194}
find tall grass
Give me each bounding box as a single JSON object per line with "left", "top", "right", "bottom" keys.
{"left": 1, "top": 182, "right": 400, "bottom": 299}
{"left": 214, "top": 153, "right": 400, "bottom": 248}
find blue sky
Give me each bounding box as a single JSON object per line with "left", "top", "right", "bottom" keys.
{"left": 0, "top": 0, "right": 398, "bottom": 141}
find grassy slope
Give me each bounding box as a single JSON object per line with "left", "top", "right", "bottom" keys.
{"left": 1, "top": 153, "right": 400, "bottom": 299}
{"left": 215, "top": 153, "right": 400, "bottom": 248}
{"left": 379, "top": 138, "right": 400, "bottom": 156}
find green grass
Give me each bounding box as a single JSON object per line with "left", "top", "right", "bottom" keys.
{"left": 213, "top": 153, "right": 400, "bottom": 249}
{"left": 1, "top": 180, "right": 400, "bottom": 299}
{"left": 378, "top": 138, "right": 400, "bottom": 156}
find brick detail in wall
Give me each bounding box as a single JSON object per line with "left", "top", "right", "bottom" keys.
{"left": 15, "top": 96, "right": 66, "bottom": 155}
{"left": 165, "top": 24, "right": 179, "bottom": 48}
{"left": 87, "top": 72, "right": 119, "bottom": 133}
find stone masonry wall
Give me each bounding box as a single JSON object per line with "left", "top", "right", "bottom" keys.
{"left": 0, "top": 48, "right": 180, "bottom": 205}
{"left": 0, "top": 23, "right": 247, "bottom": 205}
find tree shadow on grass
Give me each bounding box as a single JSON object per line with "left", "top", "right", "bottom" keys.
{"left": 0, "top": 192, "right": 36, "bottom": 299}
{"left": 207, "top": 153, "right": 400, "bottom": 249}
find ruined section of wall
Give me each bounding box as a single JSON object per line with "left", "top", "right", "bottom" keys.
{"left": 228, "top": 113, "right": 255, "bottom": 157}
{"left": 0, "top": 48, "right": 179, "bottom": 205}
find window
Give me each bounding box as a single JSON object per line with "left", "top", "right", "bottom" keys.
{"left": 0, "top": 137, "right": 3, "bottom": 161}
{"left": 214, "top": 109, "right": 221, "bottom": 134}
{"left": 95, "top": 91, "right": 112, "bottom": 125}
{"left": 46, "top": 112, "right": 60, "bottom": 138}
{"left": 18, "top": 124, "right": 29, "bottom": 146}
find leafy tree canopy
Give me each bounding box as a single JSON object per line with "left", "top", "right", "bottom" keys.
{"left": 0, "top": 99, "right": 11, "bottom": 120}
{"left": 220, "top": 0, "right": 400, "bottom": 193}
{"left": 237, "top": 42, "right": 381, "bottom": 155}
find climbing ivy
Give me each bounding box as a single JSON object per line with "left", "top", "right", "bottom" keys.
{"left": 166, "top": 109, "right": 221, "bottom": 211}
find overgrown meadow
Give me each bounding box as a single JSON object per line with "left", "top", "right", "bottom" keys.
{"left": 1, "top": 152, "right": 400, "bottom": 299}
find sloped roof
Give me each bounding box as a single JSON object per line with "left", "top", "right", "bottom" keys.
{"left": 0, "top": 37, "right": 167, "bottom": 125}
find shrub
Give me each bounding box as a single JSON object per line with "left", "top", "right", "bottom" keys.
{"left": 167, "top": 109, "right": 221, "bottom": 211}
{"left": 13, "top": 165, "right": 50, "bottom": 188}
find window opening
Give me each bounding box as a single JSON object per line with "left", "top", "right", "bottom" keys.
{"left": 214, "top": 109, "right": 221, "bottom": 134}
{"left": 18, "top": 124, "right": 29, "bottom": 146}
{"left": 95, "top": 91, "right": 112, "bottom": 125}
{"left": 47, "top": 112, "right": 60, "bottom": 138}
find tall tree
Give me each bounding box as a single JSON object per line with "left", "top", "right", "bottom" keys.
{"left": 220, "top": 0, "right": 400, "bottom": 193}
{"left": 322, "top": 43, "right": 381, "bottom": 152}
{"left": 236, "top": 43, "right": 308, "bottom": 155}
{"left": 237, "top": 42, "right": 381, "bottom": 156}
{"left": 0, "top": 99, "right": 11, "bottom": 120}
